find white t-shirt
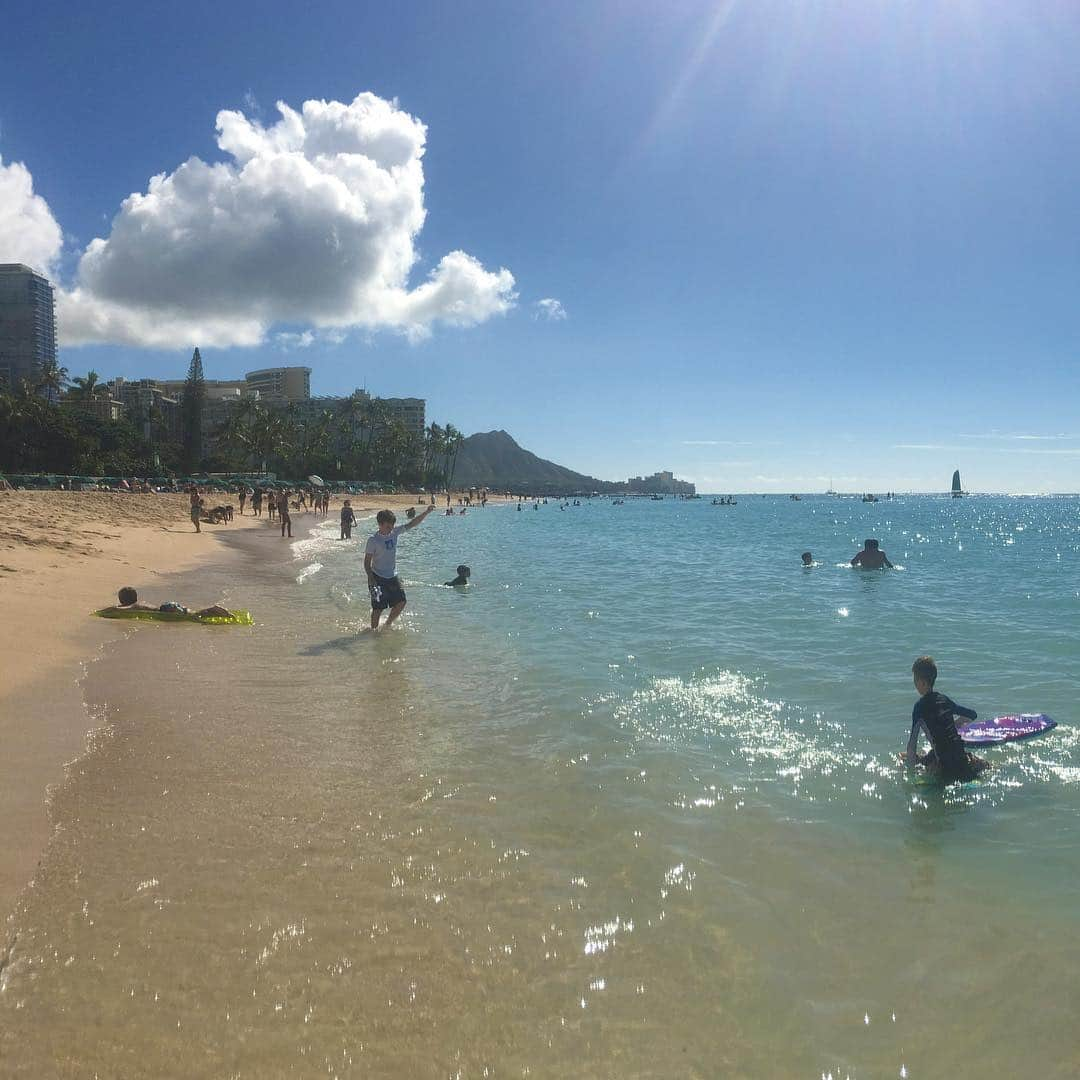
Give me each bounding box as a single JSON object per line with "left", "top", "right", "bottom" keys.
{"left": 365, "top": 525, "right": 404, "bottom": 578}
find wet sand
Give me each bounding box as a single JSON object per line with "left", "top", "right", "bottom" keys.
{"left": 0, "top": 490, "right": 449, "bottom": 918}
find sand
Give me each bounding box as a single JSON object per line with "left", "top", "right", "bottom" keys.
{"left": 0, "top": 489, "right": 442, "bottom": 918}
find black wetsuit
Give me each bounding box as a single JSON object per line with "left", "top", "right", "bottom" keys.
{"left": 909, "top": 692, "right": 983, "bottom": 782}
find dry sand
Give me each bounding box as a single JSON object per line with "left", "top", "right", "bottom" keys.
{"left": 0, "top": 489, "right": 439, "bottom": 917}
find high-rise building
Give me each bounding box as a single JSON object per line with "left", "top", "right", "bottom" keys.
{"left": 109, "top": 378, "right": 183, "bottom": 444}
{"left": 626, "top": 470, "right": 695, "bottom": 495}
{"left": 0, "top": 264, "right": 58, "bottom": 388}
{"left": 380, "top": 397, "right": 426, "bottom": 440}
{"left": 245, "top": 366, "right": 311, "bottom": 403}
{"left": 59, "top": 395, "right": 125, "bottom": 422}
{"left": 303, "top": 389, "right": 426, "bottom": 440}
{"left": 155, "top": 377, "right": 248, "bottom": 398}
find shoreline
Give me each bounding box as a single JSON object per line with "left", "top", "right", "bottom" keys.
{"left": 0, "top": 490, "right": 448, "bottom": 919}
{"left": 0, "top": 493, "right": 1076, "bottom": 1076}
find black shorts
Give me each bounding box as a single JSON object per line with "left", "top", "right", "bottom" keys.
{"left": 369, "top": 573, "right": 406, "bottom": 610}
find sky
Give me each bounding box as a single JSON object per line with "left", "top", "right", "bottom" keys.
{"left": 2, "top": 0, "right": 1080, "bottom": 492}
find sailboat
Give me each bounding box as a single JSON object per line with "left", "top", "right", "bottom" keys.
{"left": 951, "top": 470, "right": 963, "bottom": 498}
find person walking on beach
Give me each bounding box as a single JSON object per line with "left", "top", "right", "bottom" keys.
{"left": 252, "top": 488, "right": 263, "bottom": 517}
{"left": 278, "top": 490, "right": 292, "bottom": 538}
{"left": 189, "top": 487, "right": 202, "bottom": 533}
{"left": 238, "top": 487, "right": 247, "bottom": 515}
{"left": 364, "top": 504, "right": 436, "bottom": 631}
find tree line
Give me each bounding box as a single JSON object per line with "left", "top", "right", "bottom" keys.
{"left": 0, "top": 355, "right": 465, "bottom": 489}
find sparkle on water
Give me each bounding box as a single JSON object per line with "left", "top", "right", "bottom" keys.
{"left": 1, "top": 495, "right": 1078, "bottom": 1077}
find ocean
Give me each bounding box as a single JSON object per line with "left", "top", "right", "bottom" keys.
{"left": 2, "top": 495, "right": 1078, "bottom": 1078}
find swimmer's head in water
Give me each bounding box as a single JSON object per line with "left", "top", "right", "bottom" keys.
{"left": 457, "top": 565, "right": 471, "bottom": 578}
{"left": 118, "top": 586, "right": 138, "bottom": 606}
{"left": 864, "top": 538, "right": 879, "bottom": 550}
{"left": 912, "top": 655, "right": 937, "bottom": 688}
{"left": 801, "top": 552, "right": 813, "bottom": 565}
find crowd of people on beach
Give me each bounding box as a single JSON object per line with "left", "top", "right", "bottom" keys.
{"left": 186, "top": 483, "right": 338, "bottom": 536}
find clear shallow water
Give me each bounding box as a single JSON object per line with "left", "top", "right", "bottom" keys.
{"left": 2, "top": 496, "right": 1079, "bottom": 1078}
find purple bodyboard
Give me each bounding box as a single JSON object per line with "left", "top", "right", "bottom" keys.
{"left": 958, "top": 713, "right": 1056, "bottom": 746}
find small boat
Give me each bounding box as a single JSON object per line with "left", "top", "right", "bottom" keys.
{"left": 951, "top": 470, "right": 963, "bottom": 498}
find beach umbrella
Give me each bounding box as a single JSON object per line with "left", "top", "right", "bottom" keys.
{"left": 308, "top": 474, "right": 324, "bottom": 486}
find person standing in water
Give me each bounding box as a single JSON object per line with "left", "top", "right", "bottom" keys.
{"left": 851, "top": 538, "right": 894, "bottom": 569}
{"left": 278, "top": 490, "right": 292, "bottom": 538}
{"left": 340, "top": 499, "right": 356, "bottom": 540}
{"left": 444, "top": 564, "right": 471, "bottom": 587}
{"left": 364, "top": 505, "right": 435, "bottom": 631}
{"left": 903, "top": 655, "right": 988, "bottom": 783}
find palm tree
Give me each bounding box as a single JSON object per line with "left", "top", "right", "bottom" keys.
{"left": 443, "top": 423, "right": 465, "bottom": 490}
{"left": 33, "top": 359, "right": 69, "bottom": 403}
{"left": 218, "top": 398, "right": 281, "bottom": 473}
{"left": 255, "top": 410, "right": 288, "bottom": 475}
{"left": 423, "top": 422, "right": 445, "bottom": 487}
{"left": 280, "top": 405, "right": 333, "bottom": 478}
{"left": 335, "top": 396, "right": 391, "bottom": 480}
{"left": 369, "top": 419, "right": 422, "bottom": 484}
{"left": 69, "top": 370, "right": 103, "bottom": 400}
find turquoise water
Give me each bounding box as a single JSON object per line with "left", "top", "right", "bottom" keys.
{"left": 2, "top": 495, "right": 1079, "bottom": 1077}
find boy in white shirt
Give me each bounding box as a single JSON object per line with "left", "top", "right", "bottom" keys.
{"left": 363, "top": 505, "right": 435, "bottom": 630}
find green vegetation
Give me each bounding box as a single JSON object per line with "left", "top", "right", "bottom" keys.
{"left": 0, "top": 369, "right": 465, "bottom": 489}
{"left": 180, "top": 348, "right": 205, "bottom": 472}
{"left": 212, "top": 394, "right": 464, "bottom": 488}
{"left": 0, "top": 380, "right": 171, "bottom": 476}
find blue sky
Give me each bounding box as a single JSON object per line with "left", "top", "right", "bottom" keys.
{"left": 3, "top": 0, "right": 1080, "bottom": 491}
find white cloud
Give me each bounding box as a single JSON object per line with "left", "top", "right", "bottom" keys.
{"left": 0, "top": 156, "right": 63, "bottom": 274}
{"left": 1010, "top": 448, "right": 1080, "bottom": 456}
{"left": 272, "top": 327, "right": 350, "bottom": 350}
{"left": 894, "top": 442, "right": 1080, "bottom": 456}
{"left": 958, "top": 432, "right": 1077, "bottom": 441}
{"left": 534, "top": 297, "right": 566, "bottom": 321}
{"left": 893, "top": 444, "right": 961, "bottom": 451}
{"left": 25, "top": 92, "right": 516, "bottom": 347}
{"left": 274, "top": 330, "right": 316, "bottom": 349}
{"left": 681, "top": 439, "right": 755, "bottom": 447}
